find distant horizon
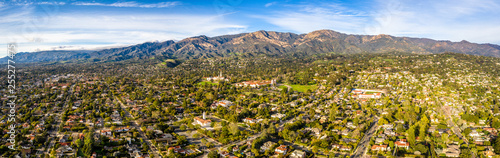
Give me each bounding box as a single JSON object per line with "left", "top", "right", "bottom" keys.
{"left": 2, "top": 0, "right": 500, "bottom": 57}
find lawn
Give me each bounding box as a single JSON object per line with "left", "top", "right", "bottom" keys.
{"left": 278, "top": 85, "right": 288, "bottom": 89}
{"left": 288, "top": 84, "right": 317, "bottom": 92}
{"left": 198, "top": 81, "right": 218, "bottom": 86}
{"left": 383, "top": 58, "right": 394, "bottom": 62}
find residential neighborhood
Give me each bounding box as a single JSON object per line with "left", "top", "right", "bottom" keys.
{"left": 2, "top": 52, "right": 500, "bottom": 158}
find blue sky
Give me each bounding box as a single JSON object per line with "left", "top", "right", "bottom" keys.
{"left": 1, "top": 0, "right": 500, "bottom": 57}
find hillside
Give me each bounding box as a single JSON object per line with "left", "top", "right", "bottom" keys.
{"left": 4, "top": 30, "right": 500, "bottom": 63}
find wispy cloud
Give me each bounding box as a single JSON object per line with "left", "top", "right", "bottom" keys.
{"left": 72, "top": 1, "right": 180, "bottom": 8}
{"left": 257, "top": 3, "right": 368, "bottom": 34}
{"left": 0, "top": 11, "right": 247, "bottom": 55}
{"left": 265, "top": 2, "right": 277, "bottom": 7}
{"left": 37, "top": 2, "right": 66, "bottom": 5}
{"left": 368, "top": 0, "right": 500, "bottom": 44}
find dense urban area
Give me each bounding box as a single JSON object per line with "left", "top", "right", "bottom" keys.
{"left": 2, "top": 52, "right": 500, "bottom": 158}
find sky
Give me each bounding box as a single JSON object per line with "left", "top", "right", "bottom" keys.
{"left": 1, "top": 0, "right": 500, "bottom": 57}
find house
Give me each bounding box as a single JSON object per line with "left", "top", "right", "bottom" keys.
{"left": 384, "top": 129, "right": 396, "bottom": 136}
{"left": 371, "top": 145, "right": 390, "bottom": 151}
{"left": 358, "top": 93, "right": 382, "bottom": 99}
{"left": 340, "top": 146, "right": 352, "bottom": 151}
{"left": 484, "top": 127, "right": 497, "bottom": 136}
{"left": 214, "top": 100, "right": 233, "bottom": 108}
{"left": 271, "top": 113, "right": 286, "bottom": 119}
{"left": 290, "top": 150, "right": 306, "bottom": 158}
{"left": 303, "top": 128, "right": 321, "bottom": 136}
{"left": 484, "top": 150, "right": 496, "bottom": 158}
{"left": 428, "top": 125, "right": 437, "bottom": 133}
{"left": 340, "top": 138, "right": 357, "bottom": 143}
{"left": 243, "top": 118, "right": 259, "bottom": 124}
{"left": 100, "top": 130, "right": 112, "bottom": 136}
{"left": 381, "top": 124, "right": 394, "bottom": 129}
{"left": 220, "top": 151, "right": 230, "bottom": 157}
{"left": 438, "top": 129, "right": 450, "bottom": 135}
{"left": 193, "top": 116, "right": 211, "bottom": 127}
{"left": 375, "top": 137, "right": 386, "bottom": 144}
{"left": 260, "top": 141, "right": 276, "bottom": 152}
{"left": 395, "top": 139, "right": 409, "bottom": 149}
{"left": 115, "top": 127, "right": 130, "bottom": 132}
{"left": 341, "top": 129, "right": 351, "bottom": 136}
{"left": 444, "top": 144, "right": 460, "bottom": 157}
{"left": 232, "top": 146, "right": 239, "bottom": 153}
{"left": 346, "top": 122, "right": 356, "bottom": 128}
{"left": 469, "top": 130, "right": 481, "bottom": 137}
{"left": 245, "top": 151, "right": 255, "bottom": 157}
{"left": 332, "top": 144, "right": 341, "bottom": 150}
{"left": 156, "top": 133, "right": 173, "bottom": 142}
{"left": 168, "top": 146, "right": 186, "bottom": 154}
{"left": 275, "top": 145, "right": 288, "bottom": 155}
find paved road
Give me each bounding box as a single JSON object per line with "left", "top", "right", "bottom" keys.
{"left": 351, "top": 117, "right": 380, "bottom": 158}
{"left": 439, "top": 99, "right": 473, "bottom": 158}
{"left": 44, "top": 85, "right": 74, "bottom": 155}
{"left": 116, "top": 97, "right": 161, "bottom": 158}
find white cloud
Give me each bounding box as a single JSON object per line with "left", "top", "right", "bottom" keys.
{"left": 258, "top": 3, "right": 368, "bottom": 34}
{"left": 259, "top": 0, "right": 500, "bottom": 45}
{"left": 0, "top": 12, "right": 248, "bottom": 57}
{"left": 265, "top": 2, "right": 277, "bottom": 7}
{"left": 72, "top": 2, "right": 105, "bottom": 6}
{"left": 367, "top": 0, "right": 500, "bottom": 44}
{"left": 37, "top": 2, "right": 66, "bottom": 5}
{"left": 72, "top": 1, "right": 180, "bottom": 8}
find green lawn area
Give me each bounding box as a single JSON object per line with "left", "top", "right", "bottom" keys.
{"left": 278, "top": 85, "right": 288, "bottom": 89}
{"left": 383, "top": 58, "right": 394, "bottom": 62}
{"left": 238, "top": 123, "right": 248, "bottom": 128}
{"left": 288, "top": 84, "right": 317, "bottom": 92}
{"left": 198, "top": 81, "right": 218, "bottom": 85}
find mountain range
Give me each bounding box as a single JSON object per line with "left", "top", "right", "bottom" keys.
{"left": 4, "top": 30, "right": 500, "bottom": 63}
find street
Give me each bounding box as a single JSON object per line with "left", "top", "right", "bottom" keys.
{"left": 351, "top": 117, "right": 379, "bottom": 158}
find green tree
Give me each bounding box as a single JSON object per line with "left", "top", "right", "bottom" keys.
{"left": 83, "top": 130, "right": 94, "bottom": 156}
{"left": 414, "top": 144, "right": 428, "bottom": 154}
{"left": 407, "top": 126, "right": 416, "bottom": 146}
{"left": 229, "top": 123, "right": 240, "bottom": 136}
{"left": 494, "top": 137, "right": 500, "bottom": 154}
{"left": 460, "top": 148, "right": 471, "bottom": 158}
{"left": 208, "top": 150, "right": 219, "bottom": 158}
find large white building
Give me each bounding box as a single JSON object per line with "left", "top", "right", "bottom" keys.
{"left": 193, "top": 112, "right": 211, "bottom": 127}
{"left": 235, "top": 79, "right": 276, "bottom": 88}
{"left": 205, "top": 71, "right": 229, "bottom": 82}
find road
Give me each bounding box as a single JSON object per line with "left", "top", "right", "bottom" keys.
{"left": 351, "top": 117, "right": 380, "bottom": 158}
{"left": 215, "top": 112, "right": 297, "bottom": 154}
{"left": 116, "top": 96, "right": 161, "bottom": 158}
{"left": 44, "top": 85, "right": 75, "bottom": 155}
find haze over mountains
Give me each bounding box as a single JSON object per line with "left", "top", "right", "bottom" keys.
{"left": 5, "top": 30, "right": 500, "bottom": 63}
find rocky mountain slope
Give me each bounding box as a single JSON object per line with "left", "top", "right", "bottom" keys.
{"left": 4, "top": 30, "right": 500, "bottom": 63}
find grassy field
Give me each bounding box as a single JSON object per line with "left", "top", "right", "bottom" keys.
{"left": 289, "top": 84, "right": 317, "bottom": 92}
{"left": 278, "top": 85, "right": 288, "bottom": 89}
{"left": 383, "top": 58, "right": 394, "bottom": 62}
{"left": 198, "top": 81, "right": 218, "bottom": 85}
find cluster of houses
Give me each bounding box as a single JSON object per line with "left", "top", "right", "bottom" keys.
{"left": 218, "top": 140, "right": 307, "bottom": 158}
{"left": 350, "top": 89, "right": 383, "bottom": 99}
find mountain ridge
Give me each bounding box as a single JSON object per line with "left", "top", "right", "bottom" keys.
{"left": 3, "top": 29, "right": 500, "bottom": 63}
